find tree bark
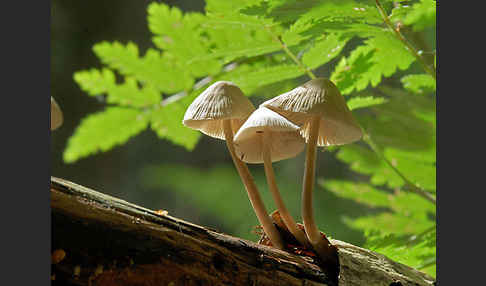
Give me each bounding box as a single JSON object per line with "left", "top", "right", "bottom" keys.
{"left": 50, "top": 177, "right": 435, "bottom": 286}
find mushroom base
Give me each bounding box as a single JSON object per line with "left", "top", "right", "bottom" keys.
{"left": 258, "top": 210, "right": 340, "bottom": 286}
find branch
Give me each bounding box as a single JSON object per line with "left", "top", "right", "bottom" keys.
{"left": 362, "top": 133, "right": 436, "bottom": 204}
{"left": 50, "top": 177, "right": 435, "bottom": 286}
{"left": 375, "top": 0, "right": 436, "bottom": 80}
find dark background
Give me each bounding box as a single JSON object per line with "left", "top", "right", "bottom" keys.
{"left": 51, "top": 0, "right": 373, "bottom": 245}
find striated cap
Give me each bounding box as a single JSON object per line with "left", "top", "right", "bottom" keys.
{"left": 261, "top": 77, "right": 362, "bottom": 146}
{"left": 183, "top": 81, "right": 255, "bottom": 139}
{"left": 51, "top": 97, "right": 63, "bottom": 130}
{"left": 233, "top": 107, "right": 305, "bottom": 164}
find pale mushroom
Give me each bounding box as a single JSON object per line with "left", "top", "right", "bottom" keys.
{"left": 183, "top": 81, "right": 285, "bottom": 250}
{"left": 261, "top": 77, "right": 362, "bottom": 256}
{"left": 51, "top": 97, "right": 63, "bottom": 131}
{"left": 233, "top": 107, "right": 310, "bottom": 248}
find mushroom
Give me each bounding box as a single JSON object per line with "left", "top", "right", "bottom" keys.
{"left": 233, "top": 106, "right": 310, "bottom": 248}
{"left": 183, "top": 81, "right": 285, "bottom": 249}
{"left": 261, "top": 77, "right": 362, "bottom": 256}
{"left": 51, "top": 97, "right": 63, "bottom": 130}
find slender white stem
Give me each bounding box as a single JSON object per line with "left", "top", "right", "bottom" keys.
{"left": 223, "top": 120, "right": 285, "bottom": 250}
{"left": 302, "top": 116, "right": 327, "bottom": 251}
{"left": 262, "top": 131, "right": 311, "bottom": 248}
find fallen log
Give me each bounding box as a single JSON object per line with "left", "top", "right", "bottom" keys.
{"left": 50, "top": 176, "right": 435, "bottom": 286}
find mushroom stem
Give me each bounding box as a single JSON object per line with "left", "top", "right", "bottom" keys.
{"left": 302, "top": 116, "right": 327, "bottom": 250}
{"left": 261, "top": 131, "right": 311, "bottom": 248}
{"left": 223, "top": 120, "right": 285, "bottom": 250}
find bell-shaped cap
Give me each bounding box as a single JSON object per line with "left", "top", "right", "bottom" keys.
{"left": 233, "top": 107, "right": 305, "bottom": 164}
{"left": 261, "top": 77, "right": 362, "bottom": 146}
{"left": 183, "top": 81, "right": 255, "bottom": 139}
{"left": 51, "top": 97, "right": 63, "bottom": 130}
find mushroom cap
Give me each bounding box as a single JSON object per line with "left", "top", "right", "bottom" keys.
{"left": 183, "top": 81, "right": 255, "bottom": 140}
{"left": 261, "top": 77, "right": 362, "bottom": 146}
{"left": 51, "top": 97, "right": 63, "bottom": 130}
{"left": 233, "top": 107, "right": 305, "bottom": 164}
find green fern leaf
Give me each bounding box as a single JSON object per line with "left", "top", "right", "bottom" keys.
{"left": 73, "top": 68, "right": 116, "bottom": 96}
{"left": 224, "top": 64, "right": 305, "bottom": 95}
{"left": 331, "top": 30, "right": 416, "bottom": 95}
{"left": 74, "top": 69, "right": 161, "bottom": 108}
{"left": 346, "top": 96, "right": 387, "bottom": 111}
{"left": 147, "top": 3, "right": 222, "bottom": 77}
{"left": 322, "top": 180, "right": 435, "bottom": 234}
{"left": 150, "top": 94, "right": 201, "bottom": 150}
{"left": 302, "top": 33, "right": 349, "bottom": 69}
{"left": 93, "top": 42, "right": 194, "bottom": 93}
{"left": 401, "top": 74, "right": 436, "bottom": 95}
{"left": 404, "top": 0, "right": 436, "bottom": 31}
{"left": 63, "top": 107, "right": 149, "bottom": 163}
{"left": 364, "top": 229, "right": 436, "bottom": 277}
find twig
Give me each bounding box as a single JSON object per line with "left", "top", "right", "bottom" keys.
{"left": 375, "top": 0, "right": 436, "bottom": 80}
{"left": 362, "top": 133, "right": 436, "bottom": 204}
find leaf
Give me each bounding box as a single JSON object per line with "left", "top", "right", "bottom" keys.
{"left": 364, "top": 229, "right": 436, "bottom": 278}
{"left": 92, "top": 42, "right": 194, "bottom": 93}
{"left": 346, "top": 96, "right": 387, "bottom": 111}
{"left": 224, "top": 63, "right": 306, "bottom": 95}
{"left": 401, "top": 74, "right": 436, "bottom": 95}
{"left": 302, "top": 33, "right": 349, "bottom": 69}
{"left": 404, "top": 0, "right": 436, "bottom": 31}
{"left": 241, "top": 0, "right": 381, "bottom": 25}
{"left": 74, "top": 69, "right": 161, "bottom": 108}
{"left": 150, "top": 93, "right": 201, "bottom": 150}
{"left": 359, "top": 87, "right": 436, "bottom": 150}
{"left": 322, "top": 180, "right": 435, "bottom": 234}
{"left": 63, "top": 107, "right": 149, "bottom": 163}
{"left": 336, "top": 143, "right": 435, "bottom": 192}
{"left": 331, "top": 30, "right": 416, "bottom": 95}
{"left": 147, "top": 3, "right": 221, "bottom": 77}
{"left": 73, "top": 68, "right": 116, "bottom": 96}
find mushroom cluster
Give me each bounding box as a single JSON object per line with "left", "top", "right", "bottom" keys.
{"left": 183, "top": 78, "right": 362, "bottom": 259}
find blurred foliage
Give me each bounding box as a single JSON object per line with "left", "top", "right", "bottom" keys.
{"left": 60, "top": 0, "right": 436, "bottom": 277}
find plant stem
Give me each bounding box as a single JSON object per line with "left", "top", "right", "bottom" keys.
{"left": 223, "top": 121, "right": 285, "bottom": 250}
{"left": 375, "top": 0, "right": 436, "bottom": 80}
{"left": 362, "top": 132, "right": 436, "bottom": 204}
{"left": 264, "top": 27, "right": 316, "bottom": 80}
{"left": 262, "top": 131, "right": 311, "bottom": 248}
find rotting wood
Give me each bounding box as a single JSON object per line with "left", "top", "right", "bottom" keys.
{"left": 50, "top": 176, "right": 435, "bottom": 286}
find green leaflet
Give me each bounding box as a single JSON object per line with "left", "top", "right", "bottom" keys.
{"left": 241, "top": 0, "right": 381, "bottom": 25}
{"left": 346, "top": 96, "right": 387, "bottom": 111}
{"left": 302, "top": 34, "right": 349, "bottom": 69}
{"left": 223, "top": 63, "right": 306, "bottom": 95}
{"left": 338, "top": 91, "right": 436, "bottom": 192}
{"left": 404, "top": 0, "right": 436, "bottom": 31}
{"left": 322, "top": 179, "right": 435, "bottom": 277}
{"left": 401, "top": 74, "right": 436, "bottom": 95}
{"left": 92, "top": 42, "right": 194, "bottom": 94}
{"left": 331, "top": 30, "right": 416, "bottom": 95}
{"left": 336, "top": 143, "right": 436, "bottom": 192}
{"left": 73, "top": 68, "right": 116, "bottom": 96}
{"left": 364, "top": 229, "right": 436, "bottom": 277}
{"left": 63, "top": 107, "right": 150, "bottom": 163}
{"left": 147, "top": 3, "right": 221, "bottom": 77}
{"left": 74, "top": 69, "right": 161, "bottom": 108}
{"left": 150, "top": 93, "right": 201, "bottom": 151}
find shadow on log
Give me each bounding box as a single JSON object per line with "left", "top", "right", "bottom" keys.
{"left": 50, "top": 177, "right": 435, "bottom": 286}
